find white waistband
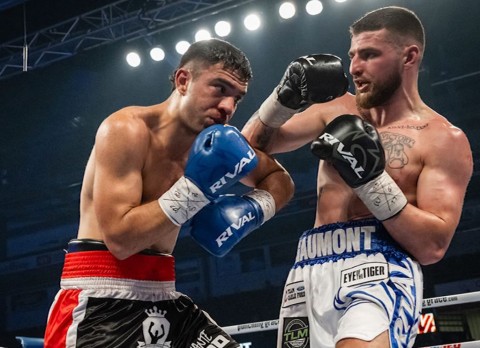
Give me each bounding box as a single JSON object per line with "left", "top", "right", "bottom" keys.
{"left": 61, "top": 277, "right": 176, "bottom": 295}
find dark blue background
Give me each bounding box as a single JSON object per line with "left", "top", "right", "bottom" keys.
{"left": 0, "top": 0, "right": 479, "bottom": 345}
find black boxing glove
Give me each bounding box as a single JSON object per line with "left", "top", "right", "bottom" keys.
{"left": 311, "top": 114, "right": 407, "bottom": 220}
{"left": 258, "top": 54, "right": 349, "bottom": 128}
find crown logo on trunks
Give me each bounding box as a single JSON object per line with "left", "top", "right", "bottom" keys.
{"left": 144, "top": 306, "right": 166, "bottom": 318}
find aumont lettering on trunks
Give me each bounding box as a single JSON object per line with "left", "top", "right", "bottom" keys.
{"left": 295, "top": 225, "right": 376, "bottom": 263}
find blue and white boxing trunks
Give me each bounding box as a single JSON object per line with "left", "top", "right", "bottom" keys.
{"left": 277, "top": 219, "right": 423, "bottom": 348}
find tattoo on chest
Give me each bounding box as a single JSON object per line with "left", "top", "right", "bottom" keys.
{"left": 386, "top": 123, "right": 429, "bottom": 131}
{"left": 380, "top": 132, "right": 416, "bottom": 169}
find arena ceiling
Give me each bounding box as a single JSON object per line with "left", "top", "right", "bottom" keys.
{"left": 0, "top": 0, "right": 254, "bottom": 81}
{"left": 1, "top": 0, "right": 479, "bottom": 241}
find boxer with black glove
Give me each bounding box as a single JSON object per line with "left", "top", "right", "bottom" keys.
{"left": 310, "top": 114, "right": 407, "bottom": 220}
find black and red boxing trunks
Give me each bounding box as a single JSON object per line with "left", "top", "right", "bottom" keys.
{"left": 44, "top": 239, "right": 238, "bottom": 348}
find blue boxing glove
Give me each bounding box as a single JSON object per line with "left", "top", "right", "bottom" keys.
{"left": 159, "top": 125, "right": 258, "bottom": 226}
{"left": 189, "top": 190, "right": 276, "bottom": 257}
{"left": 185, "top": 124, "right": 258, "bottom": 198}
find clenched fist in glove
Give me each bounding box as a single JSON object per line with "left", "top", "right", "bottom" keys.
{"left": 158, "top": 124, "right": 258, "bottom": 226}
{"left": 311, "top": 115, "right": 407, "bottom": 220}
{"left": 258, "top": 54, "right": 349, "bottom": 128}
{"left": 188, "top": 190, "right": 276, "bottom": 257}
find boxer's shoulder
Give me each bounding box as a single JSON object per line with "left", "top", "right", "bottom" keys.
{"left": 95, "top": 108, "right": 154, "bottom": 151}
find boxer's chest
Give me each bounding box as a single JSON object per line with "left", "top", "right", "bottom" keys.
{"left": 141, "top": 151, "right": 187, "bottom": 203}
{"left": 378, "top": 122, "right": 428, "bottom": 195}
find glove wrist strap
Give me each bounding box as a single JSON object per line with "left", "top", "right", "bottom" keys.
{"left": 158, "top": 176, "right": 210, "bottom": 226}
{"left": 258, "top": 90, "right": 298, "bottom": 128}
{"left": 244, "top": 189, "right": 276, "bottom": 223}
{"left": 353, "top": 171, "right": 407, "bottom": 221}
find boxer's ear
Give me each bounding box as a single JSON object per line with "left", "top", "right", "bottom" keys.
{"left": 403, "top": 45, "right": 420, "bottom": 67}
{"left": 175, "top": 68, "right": 191, "bottom": 95}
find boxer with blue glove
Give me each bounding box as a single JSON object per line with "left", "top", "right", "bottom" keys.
{"left": 189, "top": 189, "right": 276, "bottom": 257}
{"left": 45, "top": 38, "right": 294, "bottom": 348}
{"left": 168, "top": 125, "right": 279, "bottom": 257}
{"left": 159, "top": 124, "right": 259, "bottom": 226}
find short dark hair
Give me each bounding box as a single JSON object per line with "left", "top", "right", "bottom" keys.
{"left": 170, "top": 38, "right": 252, "bottom": 89}
{"left": 350, "top": 6, "right": 425, "bottom": 53}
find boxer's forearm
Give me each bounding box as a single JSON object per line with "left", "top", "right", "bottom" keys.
{"left": 242, "top": 110, "right": 280, "bottom": 153}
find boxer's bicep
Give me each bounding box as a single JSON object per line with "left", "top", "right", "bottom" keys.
{"left": 416, "top": 128, "right": 472, "bottom": 228}
{"left": 93, "top": 118, "right": 147, "bottom": 233}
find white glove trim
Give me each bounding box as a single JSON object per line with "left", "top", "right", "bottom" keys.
{"left": 158, "top": 176, "right": 210, "bottom": 226}
{"left": 245, "top": 189, "right": 276, "bottom": 223}
{"left": 353, "top": 170, "right": 408, "bottom": 221}
{"left": 258, "top": 90, "right": 298, "bottom": 128}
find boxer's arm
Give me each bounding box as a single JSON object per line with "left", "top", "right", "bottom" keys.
{"left": 242, "top": 107, "right": 318, "bottom": 154}
{"left": 188, "top": 149, "right": 294, "bottom": 256}
{"left": 382, "top": 127, "right": 473, "bottom": 265}
{"left": 311, "top": 114, "right": 407, "bottom": 221}
{"left": 95, "top": 121, "right": 260, "bottom": 259}
{"left": 240, "top": 149, "right": 295, "bottom": 212}
{"left": 243, "top": 94, "right": 354, "bottom": 154}
{"left": 242, "top": 54, "right": 349, "bottom": 154}
{"left": 159, "top": 124, "right": 258, "bottom": 225}
{"left": 93, "top": 113, "right": 178, "bottom": 259}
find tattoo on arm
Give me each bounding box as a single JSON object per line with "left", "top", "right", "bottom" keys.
{"left": 255, "top": 126, "right": 277, "bottom": 150}
{"left": 244, "top": 110, "right": 278, "bottom": 151}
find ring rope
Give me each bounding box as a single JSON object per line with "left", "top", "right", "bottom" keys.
{"left": 223, "top": 291, "right": 480, "bottom": 345}
{"left": 420, "top": 342, "right": 480, "bottom": 348}
{"left": 422, "top": 290, "right": 480, "bottom": 309}
{"left": 13, "top": 291, "right": 480, "bottom": 347}
{"left": 223, "top": 319, "right": 278, "bottom": 335}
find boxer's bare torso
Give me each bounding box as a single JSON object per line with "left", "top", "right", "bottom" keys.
{"left": 309, "top": 94, "right": 464, "bottom": 227}
{"left": 243, "top": 91, "right": 472, "bottom": 264}
{"left": 77, "top": 105, "right": 189, "bottom": 254}
{"left": 76, "top": 62, "right": 293, "bottom": 259}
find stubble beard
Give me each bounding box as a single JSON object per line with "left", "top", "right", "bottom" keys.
{"left": 355, "top": 68, "right": 402, "bottom": 110}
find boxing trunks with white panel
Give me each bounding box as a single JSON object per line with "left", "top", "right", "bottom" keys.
{"left": 277, "top": 219, "right": 423, "bottom": 348}
{"left": 44, "top": 239, "right": 239, "bottom": 348}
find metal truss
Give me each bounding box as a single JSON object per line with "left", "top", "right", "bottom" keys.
{"left": 0, "top": 0, "right": 254, "bottom": 81}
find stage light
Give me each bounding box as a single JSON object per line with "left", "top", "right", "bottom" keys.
{"left": 195, "top": 29, "right": 212, "bottom": 42}
{"left": 150, "top": 47, "right": 165, "bottom": 61}
{"left": 126, "top": 51, "right": 141, "bottom": 67}
{"left": 215, "top": 20, "right": 231, "bottom": 37}
{"left": 125, "top": 0, "right": 338, "bottom": 69}
{"left": 279, "top": 2, "right": 296, "bottom": 19}
{"left": 244, "top": 13, "right": 261, "bottom": 31}
{"left": 175, "top": 40, "right": 190, "bottom": 55}
{"left": 306, "top": 0, "right": 323, "bottom": 15}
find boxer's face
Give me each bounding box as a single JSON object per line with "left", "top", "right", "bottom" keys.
{"left": 176, "top": 62, "right": 248, "bottom": 131}
{"left": 348, "top": 29, "right": 404, "bottom": 109}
